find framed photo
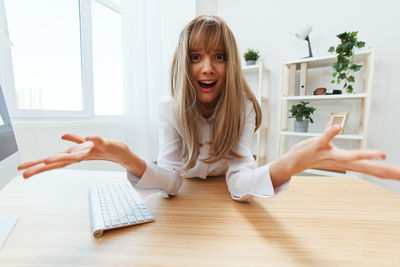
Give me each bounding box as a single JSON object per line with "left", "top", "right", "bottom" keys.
{"left": 326, "top": 112, "right": 349, "bottom": 134}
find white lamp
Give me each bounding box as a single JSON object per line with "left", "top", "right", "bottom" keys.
{"left": 295, "top": 25, "right": 313, "bottom": 58}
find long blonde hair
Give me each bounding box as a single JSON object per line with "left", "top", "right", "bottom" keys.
{"left": 170, "top": 15, "right": 261, "bottom": 169}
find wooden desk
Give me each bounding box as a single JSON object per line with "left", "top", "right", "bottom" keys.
{"left": 1, "top": 169, "right": 400, "bottom": 266}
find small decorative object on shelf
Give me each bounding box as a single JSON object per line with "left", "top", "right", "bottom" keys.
{"left": 328, "top": 31, "right": 366, "bottom": 94}
{"left": 243, "top": 48, "right": 260, "bottom": 65}
{"left": 326, "top": 89, "right": 342, "bottom": 95}
{"left": 289, "top": 101, "right": 316, "bottom": 132}
{"left": 326, "top": 112, "right": 349, "bottom": 134}
{"left": 313, "top": 87, "right": 326, "bottom": 95}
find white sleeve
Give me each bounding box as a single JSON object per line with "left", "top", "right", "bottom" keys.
{"left": 226, "top": 100, "right": 290, "bottom": 202}
{"left": 126, "top": 96, "right": 185, "bottom": 197}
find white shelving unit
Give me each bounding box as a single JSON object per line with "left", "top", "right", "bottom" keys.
{"left": 277, "top": 47, "right": 376, "bottom": 177}
{"left": 282, "top": 93, "right": 367, "bottom": 101}
{"left": 280, "top": 131, "right": 363, "bottom": 140}
{"left": 242, "top": 62, "right": 270, "bottom": 166}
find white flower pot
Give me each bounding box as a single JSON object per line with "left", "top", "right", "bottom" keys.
{"left": 294, "top": 119, "right": 309, "bottom": 132}
{"left": 246, "top": 60, "right": 256, "bottom": 65}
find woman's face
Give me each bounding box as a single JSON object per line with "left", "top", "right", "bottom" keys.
{"left": 189, "top": 45, "right": 226, "bottom": 109}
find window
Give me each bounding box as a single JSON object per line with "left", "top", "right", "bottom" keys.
{"left": 5, "top": 0, "right": 83, "bottom": 112}
{"left": 4, "top": 0, "right": 123, "bottom": 118}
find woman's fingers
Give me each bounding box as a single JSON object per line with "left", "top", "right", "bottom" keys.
{"left": 19, "top": 143, "right": 92, "bottom": 170}
{"left": 22, "top": 162, "right": 70, "bottom": 179}
{"left": 18, "top": 158, "right": 47, "bottom": 170}
{"left": 318, "top": 125, "right": 342, "bottom": 146}
{"left": 85, "top": 135, "right": 104, "bottom": 146}
{"left": 20, "top": 149, "right": 89, "bottom": 178}
{"left": 18, "top": 134, "right": 109, "bottom": 178}
{"left": 62, "top": 133, "right": 85, "bottom": 144}
{"left": 67, "top": 141, "right": 94, "bottom": 153}
{"left": 45, "top": 149, "right": 90, "bottom": 164}
{"left": 19, "top": 142, "right": 93, "bottom": 169}
{"left": 342, "top": 160, "right": 400, "bottom": 180}
{"left": 334, "top": 148, "right": 386, "bottom": 162}
{"left": 19, "top": 138, "right": 96, "bottom": 175}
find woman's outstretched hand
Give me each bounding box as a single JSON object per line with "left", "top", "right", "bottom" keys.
{"left": 270, "top": 125, "right": 400, "bottom": 187}
{"left": 18, "top": 134, "right": 146, "bottom": 179}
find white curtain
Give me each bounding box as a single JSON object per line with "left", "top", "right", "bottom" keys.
{"left": 121, "top": 0, "right": 195, "bottom": 162}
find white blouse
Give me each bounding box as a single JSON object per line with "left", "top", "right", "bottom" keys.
{"left": 127, "top": 95, "right": 290, "bottom": 202}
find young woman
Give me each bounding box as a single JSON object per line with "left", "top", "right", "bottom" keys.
{"left": 18, "top": 15, "right": 400, "bottom": 201}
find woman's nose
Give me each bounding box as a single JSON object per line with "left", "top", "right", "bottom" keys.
{"left": 201, "top": 57, "right": 214, "bottom": 74}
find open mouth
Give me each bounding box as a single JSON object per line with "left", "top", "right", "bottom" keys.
{"left": 198, "top": 80, "right": 217, "bottom": 89}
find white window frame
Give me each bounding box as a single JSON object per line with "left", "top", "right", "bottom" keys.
{"left": 7, "top": 0, "right": 122, "bottom": 119}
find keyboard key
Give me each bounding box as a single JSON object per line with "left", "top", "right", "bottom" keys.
{"left": 144, "top": 215, "right": 154, "bottom": 220}
{"left": 111, "top": 219, "right": 120, "bottom": 226}
{"left": 127, "top": 215, "right": 136, "bottom": 223}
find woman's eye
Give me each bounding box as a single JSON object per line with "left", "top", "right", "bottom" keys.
{"left": 191, "top": 54, "right": 200, "bottom": 62}
{"left": 216, "top": 54, "right": 225, "bottom": 61}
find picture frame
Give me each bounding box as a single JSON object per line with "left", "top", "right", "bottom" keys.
{"left": 326, "top": 112, "right": 349, "bottom": 134}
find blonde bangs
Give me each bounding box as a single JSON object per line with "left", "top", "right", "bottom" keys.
{"left": 188, "top": 17, "right": 224, "bottom": 53}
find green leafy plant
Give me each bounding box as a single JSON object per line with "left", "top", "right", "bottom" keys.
{"left": 244, "top": 49, "right": 260, "bottom": 61}
{"left": 328, "top": 31, "right": 365, "bottom": 93}
{"left": 289, "top": 101, "right": 316, "bottom": 123}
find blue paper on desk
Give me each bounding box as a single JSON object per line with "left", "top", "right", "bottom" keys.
{"left": 0, "top": 215, "right": 18, "bottom": 248}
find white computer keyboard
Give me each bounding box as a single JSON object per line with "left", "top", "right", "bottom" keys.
{"left": 89, "top": 183, "right": 155, "bottom": 237}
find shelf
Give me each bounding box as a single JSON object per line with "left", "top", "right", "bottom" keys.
{"left": 301, "top": 168, "right": 360, "bottom": 178}
{"left": 282, "top": 93, "right": 367, "bottom": 101}
{"left": 242, "top": 63, "right": 263, "bottom": 71}
{"left": 283, "top": 48, "right": 372, "bottom": 69}
{"left": 242, "top": 62, "right": 269, "bottom": 166}
{"left": 280, "top": 131, "right": 363, "bottom": 140}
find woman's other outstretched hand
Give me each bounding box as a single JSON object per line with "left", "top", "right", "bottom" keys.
{"left": 270, "top": 125, "right": 400, "bottom": 187}
{"left": 18, "top": 134, "right": 145, "bottom": 179}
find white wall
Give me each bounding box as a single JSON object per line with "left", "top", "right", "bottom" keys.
{"left": 196, "top": 0, "right": 217, "bottom": 15}
{"left": 215, "top": 0, "right": 400, "bottom": 192}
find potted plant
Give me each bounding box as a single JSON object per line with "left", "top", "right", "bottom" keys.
{"left": 289, "top": 101, "right": 316, "bottom": 132}
{"left": 328, "top": 31, "right": 365, "bottom": 94}
{"left": 244, "top": 49, "right": 260, "bottom": 65}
